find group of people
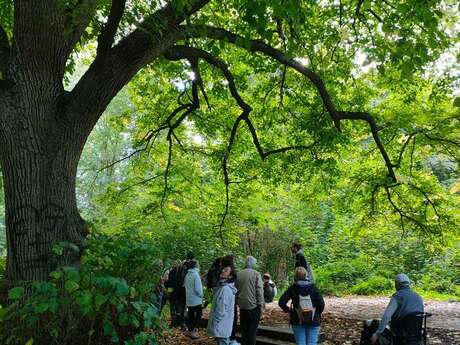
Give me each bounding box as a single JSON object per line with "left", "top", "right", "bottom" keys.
{"left": 161, "top": 243, "right": 426, "bottom": 345}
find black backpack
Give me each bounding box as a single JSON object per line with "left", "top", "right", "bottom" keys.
{"left": 166, "top": 265, "right": 187, "bottom": 289}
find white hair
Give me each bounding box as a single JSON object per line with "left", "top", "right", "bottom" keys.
{"left": 245, "top": 256, "right": 257, "bottom": 268}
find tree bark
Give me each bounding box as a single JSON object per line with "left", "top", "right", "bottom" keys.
{"left": 0, "top": 86, "right": 89, "bottom": 283}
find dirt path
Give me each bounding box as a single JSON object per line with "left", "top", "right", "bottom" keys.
{"left": 161, "top": 296, "right": 460, "bottom": 345}
{"left": 323, "top": 296, "right": 460, "bottom": 331}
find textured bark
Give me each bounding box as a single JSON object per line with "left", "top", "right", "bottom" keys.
{"left": 0, "top": 0, "right": 210, "bottom": 285}
{"left": 0, "top": 1, "right": 92, "bottom": 284}
{"left": 0, "top": 84, "right": 89, "bottom": 283}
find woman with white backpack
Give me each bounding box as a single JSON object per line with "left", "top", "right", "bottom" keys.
{"left": 278, "top": 267, "right": 325, "bottom": 345}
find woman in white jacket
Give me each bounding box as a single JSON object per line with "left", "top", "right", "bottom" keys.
{"left": 207, "top": 266, "right": 237, "bottom": 345}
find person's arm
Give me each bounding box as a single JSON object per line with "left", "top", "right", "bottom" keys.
{"left": 256, "top": 272, "right": 264, "bottom": 307}
{"left": 306, "top": 262, "right": 314, "bottom": 282}
{"left": 212, "top": 291, "right": 228, "bottom": 322}
{"left": 278, "top": 287, "right": 292, "bottom": 313}
{"left": 194, "top": 273, "right": 203, "bottom": 298}
{"left": 313, "top": 286, "right": 325, "bottom": 314}
{"left": 374, "top": 297, "right": 399, "bottom": 335}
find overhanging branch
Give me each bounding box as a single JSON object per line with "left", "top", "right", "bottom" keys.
{"left": 165, "top": 45, "right": 319, "bottom": 230}
{"left": 67, "top": 0, "right": 210, "bottom": 126}
{"left": 180, "top": 25, "right": 397, "bottom": 182}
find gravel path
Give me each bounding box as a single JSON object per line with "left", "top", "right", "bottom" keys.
{"left": 323, "top": 296, "right": 460, "bottom": 331}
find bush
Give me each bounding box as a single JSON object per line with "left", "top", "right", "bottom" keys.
{"left": 351, "top": 276, "right": 393, "bottom": 295}
{"left": 0, "top": 230, "right": 165, "bottom": 345}
{"left": 315, "top": 259, "right": 372, "bottom": 295}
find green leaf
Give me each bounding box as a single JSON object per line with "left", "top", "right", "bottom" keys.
{"left": 33, "top": 302, "right": 49, "bottom": 313}
{"left": 95, "top": 294, "right": 108, "bottom": 309}
{"left": 64, "top": 280, "right": 79, "bottom": 293}
{"left": 453, "top": 97, "right": 460, "bottom": 108}
{"left": 8, "top": 287, "right": 24, "bottom": 300}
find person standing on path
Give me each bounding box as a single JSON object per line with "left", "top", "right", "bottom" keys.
{"left": 292, "top": 243, "right": 314, "bottom": 283}
{"left": 184, "top": 260, "right": 204, "bottom": 339}
{"left": 278, "top": 266, "right": 325, "bottom": 345}
{"left": 207, "top": 266, "right": 238, "bottom": 345}
{"left": 235, "top": 256, "right": 264, "bottom": 345}
{"left": 164, "top": 260, "right": 187, "bottom": 329}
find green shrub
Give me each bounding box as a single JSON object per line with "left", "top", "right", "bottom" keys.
{"left": 351, "top": 276, "right": 393, "bottom": 295}
{"left": 315, "top": 259, "right": 372, "bottom": 295}
{"left": 0, "top": 229, "right": 164, "bottom": 345}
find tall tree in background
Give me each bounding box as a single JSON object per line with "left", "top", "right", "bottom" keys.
{"left": 0, "top": 0, "right": 458, "bottom": 284}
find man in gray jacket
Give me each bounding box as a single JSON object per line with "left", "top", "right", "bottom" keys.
{"left": 372, "top": 274, "right": 424, "bottom": 345}
{"left": 235, "top": 256, "right": 264, "bottom": 345}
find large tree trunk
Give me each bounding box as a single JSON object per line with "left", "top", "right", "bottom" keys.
{"left": 0, "top": 90, "right": 89, "bottom": 283}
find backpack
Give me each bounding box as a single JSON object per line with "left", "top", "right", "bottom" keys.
{"left": 166, "top": 265, "right": 187, "bottom": 289}
{"left": 296, "top": 293, "right": 316, "bottom": 325}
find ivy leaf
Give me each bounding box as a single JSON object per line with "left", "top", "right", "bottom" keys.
{"left": 8, "top": 287, "right": 24, "bottom": 300}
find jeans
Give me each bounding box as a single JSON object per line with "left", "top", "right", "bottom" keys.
{"left": 216, "top": 338, "right": 230, "bottom": 345}
{"left": 240, "top": 306, "right": 261, "bottom": 345}
{"left": 187, "top": 304, "right": 203, "bottom": 331}
{"left": 230, "top": 304, "right": 238, "bottom": 341}
{"left": 292, "top": 324, "right": 320, "bottom": 345}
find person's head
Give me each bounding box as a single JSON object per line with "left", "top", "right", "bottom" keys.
{"left": 263, "top": 273, "right": 271, "bottom": 282}
{"left": 245, "top": 256, "right": 257, "bottom": 269}
{"left": 395, "top": 273, "right": 410, "bottom": 290}
{"left": 294, "top": 266, "right": 308, "bottom": 282}
{"left": 187, "top": 260, "right": 199, "bottom": 270}
{"left": 222, "top": 255, "right": 235, "bottom": 268}
{"left": 213, "top": 257, "right": 223, "bottom": 267}
{"left": 292, "top": 243, "right": 301, "bottom": 253}
{"left": 220, "top": 266, "right": 232, "bottom": 279}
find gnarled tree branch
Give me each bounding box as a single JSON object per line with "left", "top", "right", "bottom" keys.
{"left": 164, "top": 45, "right": 319, "bottom": 230}
{"left": 67, "top": 0, "right": 210, "bottom": 127}
{"left": 180, "top": 25, "right": 397, "bottom": 182}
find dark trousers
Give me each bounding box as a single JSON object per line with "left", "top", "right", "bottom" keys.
{"left": 188, "top": 305, "right": 203, "bottom": 331}
{"left": 170, "top": 288, "right": 186, "bottom": 327}
{"left": 229, "top": 304, "right": 238, "bottom": 340}
{"left": 240, "top": 306, "right": 261, "bottom": 345}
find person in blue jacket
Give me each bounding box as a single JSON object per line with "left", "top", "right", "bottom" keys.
{"left": 184, "top": 260, "right": 204, "bottom": 339}
{"left": 207, "top": 266, "right": 238, "bottom": 345}
{"left": 371, "top": 274, "right": 424, "bottom": 345}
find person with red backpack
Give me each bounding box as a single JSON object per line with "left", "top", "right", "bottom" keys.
{"left": 278, "top": 267, "right": 325, "bottom": 345}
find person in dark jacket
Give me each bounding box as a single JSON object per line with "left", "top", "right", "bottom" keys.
{"left": 207, "top": 258, "right": 224, "bottom": 290}
{"left": 279, "top": 267, "right": 325, "bottom": 345}
{"left": 292, "top": 243, "right": 314, "bottom": 283}
{"left": 164, "top": 260, "right": 187, "bottom": 329}
{"left": 371, "top": 274, "right": 424, "bottom": 345}
{"left": 263, "top": 273, "right": 277, "bottom": 303}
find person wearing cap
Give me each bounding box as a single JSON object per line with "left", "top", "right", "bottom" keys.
{"left": 371, "top": 274, "right": 424, "bottom": 345}
{"left": 235, "top": 256, "right": 264, "bottom": 345}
